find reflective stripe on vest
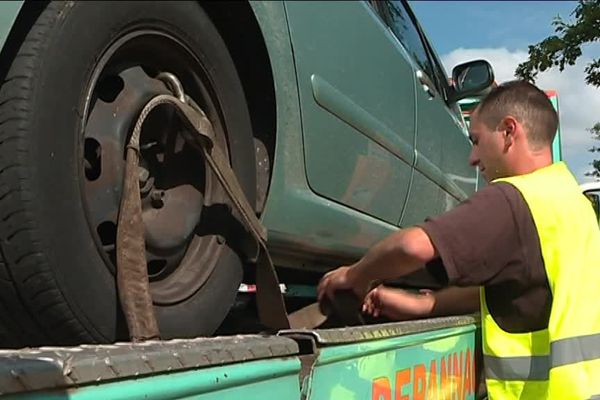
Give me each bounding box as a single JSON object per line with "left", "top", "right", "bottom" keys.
{"left": 485, "top": 354, "right": 549, "bottom": 381}
{"left": 485, "top": 332, "right": 600, "bottom": 380}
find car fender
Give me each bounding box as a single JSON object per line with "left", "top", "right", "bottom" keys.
{"left": 0, "top": 1, "right": 23, "bottom": 52}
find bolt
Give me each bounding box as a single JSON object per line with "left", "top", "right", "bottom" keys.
{"left": 150, "top": 191, "right": 165, "bottom": 208}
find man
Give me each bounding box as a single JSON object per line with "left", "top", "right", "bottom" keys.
{"left": 317, "top": 80, "right": 600, "bottom": 399}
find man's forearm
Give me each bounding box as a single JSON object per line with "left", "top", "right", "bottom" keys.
{"left": 430, "top": 286, "right": 480, "bottom": 317}
{"left": 348, "top": 227, "right": 437, "bottom": 286}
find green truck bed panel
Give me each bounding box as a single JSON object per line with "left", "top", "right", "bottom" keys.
{"left": 0, "top": 316, "right": 480, "bottom": 399}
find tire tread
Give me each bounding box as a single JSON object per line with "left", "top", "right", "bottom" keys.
{"left": 0, "top": 2, "right": 93, "bottom": 347}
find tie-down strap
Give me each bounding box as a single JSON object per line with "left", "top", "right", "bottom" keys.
{"left": 119, "top": 89, "right": 289, "bottom": 337}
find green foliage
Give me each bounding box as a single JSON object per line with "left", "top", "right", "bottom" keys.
{"left": 516, "top": 1, "right": 600, "bottom": 86}
{"left": 516, "top": 1, "right": 600, "bottom": 178}
{"left": 586, "top": 123, "right": 600, "bottom": 177}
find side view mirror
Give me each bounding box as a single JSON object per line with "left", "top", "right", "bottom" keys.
{"left": 448, "top": 60, "right": 495, "bottom": 103}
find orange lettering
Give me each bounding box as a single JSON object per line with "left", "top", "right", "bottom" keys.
{"left": 452, "top": 352, "right": 464, "bottom": 400}
{"left": 413, "top": 364, "right": 426, "bottom": 400}
{"left": 395, "top": 368, "right": 411, "bottom": 400}
{"left": 427, "top": 360, "right": 438, "bottom": 400}
{"left": 471, "top": 348, "right": 476, "bottom": 394}
{"left": 440, "top": 356, "right": 449, "bottom": 400}
{"left": 463, "top": 349, "right": 472, "bottom": 396}
{"left": 372, "top": 377, "right": 392, "bottom": 400}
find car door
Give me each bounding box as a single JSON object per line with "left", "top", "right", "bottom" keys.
{"left": 427, "top": 45, "right": 477, "bottom": 213}
{"left": 379, "top": 1, "right": 476, "bottom": 226}
{"left": 283, "top": 0, "right": 417, "bottom": 225}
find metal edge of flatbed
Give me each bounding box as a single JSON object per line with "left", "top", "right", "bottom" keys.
{"left": 0, "top": 315, "right": 479, "bottom": 396}
{"left": 0, "top": 335, "right": 298, "bottom": 395}
{"left": 278, "top": 315, "right": 479, "bottom": 345}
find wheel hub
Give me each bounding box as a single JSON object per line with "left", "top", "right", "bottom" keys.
{"left": 81, "top": 31, "right": 229, "bottom": 305}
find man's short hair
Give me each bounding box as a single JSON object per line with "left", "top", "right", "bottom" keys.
{"left": 475, "top": 80, "right": 558, "bottom": 149}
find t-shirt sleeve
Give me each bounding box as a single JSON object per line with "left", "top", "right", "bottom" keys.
{"left": 418, "top": 182, "right": 530, "bottom": 287}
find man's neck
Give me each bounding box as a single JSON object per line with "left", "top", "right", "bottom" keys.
{"left": 510, "top": 148, "right": 553, "bottom": 176}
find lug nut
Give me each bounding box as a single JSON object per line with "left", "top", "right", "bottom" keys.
{"left": 150, "top": 191, "right": 165, "bottom": 208}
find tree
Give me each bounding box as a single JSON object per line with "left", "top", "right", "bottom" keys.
{"left": 588, "top": 123, "right": 600, "bottom": 178}
{"left": 515, "top": 0, "right": 600, "bottom": 177}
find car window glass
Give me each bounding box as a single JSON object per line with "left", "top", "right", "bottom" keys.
{"left": 383, "top": 1, "right": 436, "bottom": 88}
{"left": 430, "top": 53, "right": 451, "bottom": 98}
{"left": 431, "top": 56, "right": 465, "bottom": 119}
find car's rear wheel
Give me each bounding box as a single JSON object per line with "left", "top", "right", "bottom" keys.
{"left": 0, "top": 1, "right": 256, "bottom": 347}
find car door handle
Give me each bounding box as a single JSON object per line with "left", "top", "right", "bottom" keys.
{"left": 416, "top": 70, "right": 436, "bottom": 98}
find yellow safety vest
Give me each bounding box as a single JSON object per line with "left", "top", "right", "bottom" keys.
{"left": 483, "top": 162, "right": 600, "bottom": 400}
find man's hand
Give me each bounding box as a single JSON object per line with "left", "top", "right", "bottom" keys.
{"left": 362, "top": 285, "right": 434, "bottom": 320}
{"left": 317, "top": 265, "right": 370, "bottom": 302}
{"left": 362, "top": 285, "right": 480, "bottom": 321}
{"left": 317, "top": 227, "right": 437, "bottom": 304}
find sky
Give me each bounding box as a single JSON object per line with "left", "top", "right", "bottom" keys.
{"left": 411, "top": 1, "right": 600, "bottom": 183}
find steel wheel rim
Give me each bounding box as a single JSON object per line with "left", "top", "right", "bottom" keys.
{"left": 79, "top": 29, "right": 230, "bottom": 305}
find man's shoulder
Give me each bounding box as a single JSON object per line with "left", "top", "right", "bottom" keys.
{"left": 468, "top": 181, "right": 525, "bottom": 208}
{"left": 423, "top": 182, "right": 525, "bottom": 229}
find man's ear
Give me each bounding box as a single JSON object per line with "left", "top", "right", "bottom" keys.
{"left": 498, "top": 116, "right": 518, "bottom": 150}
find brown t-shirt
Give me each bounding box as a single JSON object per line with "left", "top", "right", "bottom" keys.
{"left": 419, "top": 182, "right": 552, "bottom": 333}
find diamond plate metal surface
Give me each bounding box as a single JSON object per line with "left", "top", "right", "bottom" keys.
{"left": 0, "top": 335, "right": 299, "bottom": 395}
{"left": 280, "top": 315, "right": 479, "bottom": 345}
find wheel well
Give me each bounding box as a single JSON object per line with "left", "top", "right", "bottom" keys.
{"left": 201, "top": 2, "right": 277, "bottom": 214}
{"left": 0, "top": 1, "right": 48, "bottom": 83}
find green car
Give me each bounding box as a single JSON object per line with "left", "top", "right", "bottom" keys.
{"left": 0, "top": 1, "right": 493, "bottom": 347}
{"left": 582, "top": 182, "right": 600, "bottom": 225}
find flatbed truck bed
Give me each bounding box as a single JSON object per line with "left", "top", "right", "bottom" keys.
{"left": 0, "top": 315, "right": 481, "bottom": 400}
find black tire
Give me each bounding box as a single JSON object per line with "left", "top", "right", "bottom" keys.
{"left": 0, "top": 1, "right": 256, "bottom": 347}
